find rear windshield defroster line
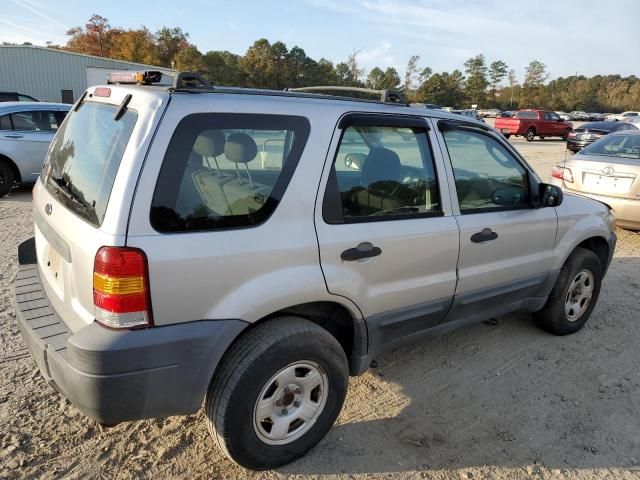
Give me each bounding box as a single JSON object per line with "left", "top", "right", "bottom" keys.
{"left": 43, "top": 101, "right": 137, "bottom": 227}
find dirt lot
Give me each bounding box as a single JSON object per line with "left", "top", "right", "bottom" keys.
{"left": 1, "top": 135, "right": 639, "bottom": 480}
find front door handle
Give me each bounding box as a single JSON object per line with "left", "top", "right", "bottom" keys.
{"left": 341, "top": 242, "right": 382, "bottom": 261}
{"left": 470, "top": 228, "right": 498, "bottom": 243}
{"left": 3, "top": 134, "right": 23, "bottom": 139}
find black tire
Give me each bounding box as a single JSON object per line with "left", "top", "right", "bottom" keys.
{"left": 539, "top": 136, "right": 545, "bottom": 140}
{"left": 534, "top": 248, "right": 602, "bottom": 335}
{"left": 0, "top": 161, "right": 15, "bottom": 198}
{"left": 526, "top": 128, "right": 536, "bottom": 142}
{"left": 562, "top": 128, "right": 571, "bottom": 141}
{"left": 503, "top": 133, "right": 511, "bottom": 139}
{"left": 205, "top": 317, "right": 349, "bottom": 470}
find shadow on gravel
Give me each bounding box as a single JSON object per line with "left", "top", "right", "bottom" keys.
{"left": 1, "top": 186, "right": 33, "bottom": 203}
{"left": 282, "top": 256, "right": 640, "bottom": 476}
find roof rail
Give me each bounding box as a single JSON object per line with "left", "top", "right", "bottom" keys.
{"left": 168, "top": 71, "right": 214, "bottom": 92}
{"left": 285, "top": 86, "right": 406, "bottom": 105}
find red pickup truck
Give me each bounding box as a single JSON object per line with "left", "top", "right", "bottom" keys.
{"left": 494, "top": 109, "right": 573, "bottom": 142}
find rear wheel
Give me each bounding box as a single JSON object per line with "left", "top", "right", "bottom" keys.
{"left": 526, "top": 128, "right": 536, "bottom": 142}
{"left": 503, "top": 133, "right": 511, "bottom": 139}
{"left": 205, "top": 317, "right": 349, "bottom": 470}
{"left": 0, "top": 161, "right": 15, "bottom": 198}
{"left": 534, "top": 248, "right": 602, "bottom": 335}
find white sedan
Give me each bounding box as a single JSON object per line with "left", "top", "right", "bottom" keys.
{"left": 0, "top": 102, "right": 71, "bottom": 197}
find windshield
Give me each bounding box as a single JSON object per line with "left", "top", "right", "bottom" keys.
{"left": 580, "top": 134, "right": 640, "bottom": 160}
{"left": 43, "top": 102, "right": 137, "bottom": 226}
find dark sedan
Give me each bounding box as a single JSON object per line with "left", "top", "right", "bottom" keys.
{"left": 566, "top": 121, "right": 637, "bottom": 152}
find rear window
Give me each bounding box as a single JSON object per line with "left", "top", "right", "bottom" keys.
{"left": 581, "top": 134, "right": 640, "bottom": 160}
{"left": 150, "top": 113, "right": 310, "bottom": 232}
{"left": 516, "top": 111, "right": 538, "bottom": 119}
{"left": 43, "top": 102, "right": 137, "bottom": 227}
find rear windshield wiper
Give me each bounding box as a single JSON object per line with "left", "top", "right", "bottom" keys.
{"left": 50, "top": 176, "right": 90, "bottom": 212}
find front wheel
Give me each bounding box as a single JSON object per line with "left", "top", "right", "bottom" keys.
{"left": 534, "top": 248, "right": 602, "bottom": 335}
{"left": 205, "top": 317, "right": 349, "bottom": 470}
{"left": 0, "top": 161, "right": 15, "bottom": 198}
{"left": 526, "top": 128, "right": 536, "bottom": 142}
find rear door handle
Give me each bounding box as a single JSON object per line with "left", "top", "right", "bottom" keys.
{"left": 470, "top": 228, "right": 498, "bottom": 243}
{"left": 341, "top": 242, "right": 382, "bottom": 261}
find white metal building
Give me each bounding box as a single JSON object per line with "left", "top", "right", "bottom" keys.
{"left": 0, "top": 45, "right": 175, "bottom": 103}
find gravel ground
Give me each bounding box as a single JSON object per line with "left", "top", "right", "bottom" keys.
{"left": 1, "top": 136, "right": 640, "bottom": 480}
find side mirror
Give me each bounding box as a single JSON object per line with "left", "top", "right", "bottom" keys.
{"left": 557, "top": 118, "right": 564, "bottom": 122}
{"left": 539, "top": 183, "right": 563, "bottom": 207}
{"left": 492, "top": 186, "right": 526, "bottom": 206}
{"left": 344, "top": 152, "right": 366, "bottom": 170}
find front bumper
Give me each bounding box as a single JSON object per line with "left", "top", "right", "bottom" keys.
{"left": 14, "top": 238, "right": 247, "bottom": 424}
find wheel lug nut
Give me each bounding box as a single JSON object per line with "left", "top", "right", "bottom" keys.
{"left": 294, "top": 388, "right": 302, "bottom": 394}
{"left": 275, "top": 400, "right": 282, "bottom": 406}
{"left": 293, "top": 401, "right": 300, "bottom": 407}
{"left": 284, "top": 387, "right": 290, "bottom": 394}
{"left": 282, "top": 409, "right": 288, "bottom": 415}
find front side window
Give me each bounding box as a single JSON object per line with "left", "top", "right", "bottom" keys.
{"left": 324, "top": 124, "right": 440, "bottom": 222}
{"left": 151, "top": 114, "right": 310, "bottom": 232}
{"left": 442, "top": 129, "right": 530, "bottom": 212}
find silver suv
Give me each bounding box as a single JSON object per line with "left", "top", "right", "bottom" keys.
{"left": 14, "top": 72, "right": 616, "bottom": 470}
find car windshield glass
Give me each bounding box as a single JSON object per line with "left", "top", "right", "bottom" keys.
{"left": 43, "top": 102, "right": 137, "bottom": 226}
{"left": 581, "top": 134, "right": 640, "bottom": 160}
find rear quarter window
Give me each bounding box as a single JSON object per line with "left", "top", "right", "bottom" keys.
{"left": 150, "top": 114, "right": 310, "bottom": 232}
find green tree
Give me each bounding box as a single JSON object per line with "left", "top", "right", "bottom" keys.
{"left": 110, "top": 28, "right": 158, "bottom": 65}
{"left": 463, "top": 54, "right": 488, "bottom": 106}
{"left": 488, "top": 60, "right": 508, "bottom": 99}
{"left": 174, "top": 45, "right": 205, "bottom": 73}
{"left": 521, "top": 60, "right": 548, "bottom": 107}
{"left": 417, "top": 69, "right": 465, "bottom": 107}
{"left": 203, "top": 50, "right": 245, "bottom": 86}
{"left": 155, "top": 27, "right": 189, "bottom": 67}
{"left": 366, "top": 67, "right": 400, "bottom": 90}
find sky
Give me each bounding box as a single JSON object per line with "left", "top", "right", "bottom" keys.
{"left": 2, "top": 0, "right": 639, "bottom": 82}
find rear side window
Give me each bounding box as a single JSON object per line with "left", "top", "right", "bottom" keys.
{"left": 0, "top": 115, "right": 11, "bottom": 130}
{"left": 44, "top": 102, "right": 137, "bottom": 226}
{"left": 516, "top": 111, "right": 538, "bottom": 119}
{"left": 150, "top": 114, "right": 310, "bottom": 232}
{"left": 324, "top": 124, "right": 441, "bottom": 223}
{"left": 11, "top": 110, "right": 62, "bottom": 131}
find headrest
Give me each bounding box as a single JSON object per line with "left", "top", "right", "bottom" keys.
{"left": 224, "top": 132, "right": 258, "bottom": 164}
{"left": 193, "top": 130, "right": 226, "bottom": 157}
{"left": 362, "top": 147, "right": 402, "bottom": 185}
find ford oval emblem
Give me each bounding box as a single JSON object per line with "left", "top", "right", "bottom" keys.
{"left": 602, "top": 167, "right": 614, "bottom": 176}
{"left": 45, "top": 203, "right": 52, "bottom": 216}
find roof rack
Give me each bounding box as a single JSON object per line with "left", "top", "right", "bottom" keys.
{"left": 285, "top": 86, "right": 406, "bottom": 105}
{"left": 168, "top": 71, "right": 214, "bottom": 93}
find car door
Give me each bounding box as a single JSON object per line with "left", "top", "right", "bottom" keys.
{"left": 3, "top": 109, "right": 60, "bottom": 182}
{"left": 435, "top": 121, "right": 557, "bottom": 322}
{"left": 315, "top": 113, "right": 460, "bottom": 351}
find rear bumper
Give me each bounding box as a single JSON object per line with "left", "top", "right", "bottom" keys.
{"left": 14, "top": 238, "right": 247, "bottom": 424}
{"left": 561, "top": 189, "right": 640, "bottom": 230}
{"left": 566, "top": 139, "right": 593, "bottom": 151}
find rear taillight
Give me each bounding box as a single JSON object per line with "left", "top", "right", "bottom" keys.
{"left": 567, "top": 131, "right": 577, "bottom": 138}
{"left": 552, "top": 166, "right": 574, "bottom": 183}
{"left": 93, "top": 247, "right": 153, "bottom": 328}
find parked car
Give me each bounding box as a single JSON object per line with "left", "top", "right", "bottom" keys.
{"left": 410, "top": 102, "right": 442, "bottom": 110}
{"left": 494, "top": 109, "right": 573, "bottom": 141}
{"left": 452, "top": 109, "right": 485, "bottom": 122}
{"left": 589, "top": 113, "right": 606, "bottom": 122}
{"left": 566, "top": 121, "right": 638, "bottom": 152}
{"left": 569, "top": 111, "right": 590, "bottom": 121}
{"left": 625, "top": 116, "right": 640, "bottom": 126}
{"left": 0, "top": 102, "right": 71, "bottom": 197}
{"left": 555, "top": 111, "right": 571, "bottom": 121}
{"left": 607, "top": 111, "right": 640, "bottom": 122}
{"left": 478, "top": 108, "right": 501, "bottom": 118}
{"left": 15, "top": 71, "right": 616, "bottom": 470}
{"left": 552, "top": 129, "right": 640, "bottom": 230}
{"left": 0, "top": 91, "right": 39, "bottom": 102}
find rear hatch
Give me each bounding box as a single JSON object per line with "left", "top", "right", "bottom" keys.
{"left": 32, "top": 86, "right": 168, "bottom": 332}
{"left": 567, "top": 127, "right": 608, "bottom": 143}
